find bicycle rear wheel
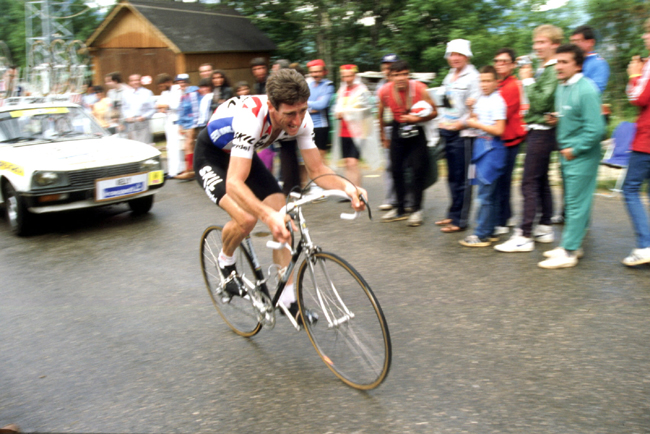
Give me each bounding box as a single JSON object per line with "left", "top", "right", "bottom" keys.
{"left": 200, "top": 226, "right": 262, "bottom": 337}
{"left": 297, "top": 252, "right": 391, "bottom": 389}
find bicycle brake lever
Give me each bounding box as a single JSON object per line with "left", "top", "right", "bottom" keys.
{"left": 359, "top": 194, "right": 372, "bottom": 220}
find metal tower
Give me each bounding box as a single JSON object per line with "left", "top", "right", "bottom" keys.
{"left": 25, "top": 0, "right": 74, "bottom": 68}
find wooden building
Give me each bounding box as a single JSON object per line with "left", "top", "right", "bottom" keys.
{"left": 86, "top": 0, "right": 276, "bottom": 91}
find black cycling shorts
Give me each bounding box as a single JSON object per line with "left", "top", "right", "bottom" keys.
{"left": 194, "top": 129, "right": 282, "bottom": 206}
{"left": 340, "top": 136, "right": 360, "bottom": 160}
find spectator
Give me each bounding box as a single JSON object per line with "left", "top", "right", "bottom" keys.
{"left": 437, "top": 39, "right": 481, "bottom": 233}
{"left": 333, "top": 64, "right": 376, "bottom": 187}
{"left": 197, "top": 78, "right": 214, "bottom": 130}
{"left": 156, "top": 73, "right": 184, "bottom": 178}
{"left": 91, "top": 85, "right": 112, "bottom": 131}
{"left": 272, "top": 59, "right": 291, "bottom": 72}
{"left": 537, "top": 44, "right": 604, "bottom": 268}
{"left": 570, "top": 25, "right": 610, "bottom": 94}
{"left": 1, "top": 66, "right": 19, "bottom": 97}
{"left": 289, "top": 62, "right": 306, "bottom": 77}
{"left": 81, "top": 81, "right": 97, "bottom": 115}
{"left": 378, "top": 60, "right": 437, "bottom": 227}
{"left": 250, "top": 57, "right": 268, "bottom": 95}
{"left": 622, "top": 22, "right": 650, "bottom": 266}
{"left": 122, "top": 73, "right": 155, "bottom": 144}
{"left": 495, "top": 24, "right": 562, "bottom": 253}
{"left": 307, "top": 59, "right": 335, "bottom": 162}
{"left": 175, "top": 73, "right": 199, "bottom": 180}
{"left": 104, "top": 71, "right": 130, "bottom": 137}
{"left": 199, "top": 63, "right": 214, "bottom": 80}
{"left": 210, "top": 70, "right": 233, "bottom": 113}
{"left": 493, "top": 48, "right": 527, "bottom": 236}
{"left": 376, "top": 53, "right": 404, "bottom": 212}
{"left": 459, "top": 65, "right": 507, "bottom": 247}
{"left": 235, "top": 81, "right": 251, "bottom": 96}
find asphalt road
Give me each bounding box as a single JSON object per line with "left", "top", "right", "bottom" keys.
{"left": 1, "top": 171, "right": 649, "bottom": 434}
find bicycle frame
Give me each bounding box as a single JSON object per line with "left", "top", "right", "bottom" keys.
{"left": 240, "top": 189, "right": 362, "bottom": 331}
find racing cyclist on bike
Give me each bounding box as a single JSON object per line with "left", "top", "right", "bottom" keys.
{"left": 194, "top": 69, "right": 367, "bottom": 320}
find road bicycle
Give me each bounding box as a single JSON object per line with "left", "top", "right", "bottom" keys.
{"left": 200, "top": 188, "right": 391, "bottom": 390}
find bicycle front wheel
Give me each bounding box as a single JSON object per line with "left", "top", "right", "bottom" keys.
{"left": 297, "top": 252, "right": 391, "bottom": 389}
{"left": 200, "top": 226, "right": 262, "bottom": 337}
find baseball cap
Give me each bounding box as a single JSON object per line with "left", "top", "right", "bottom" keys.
{"left": 174, "top": 73, "right": 189, "bottom": 82}
{"left": 381, "top": 54, "right": 400, "bottom": 63}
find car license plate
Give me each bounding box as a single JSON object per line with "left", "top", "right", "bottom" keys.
{"left": 95, "top": 172, "right": 148, "bottom": 202}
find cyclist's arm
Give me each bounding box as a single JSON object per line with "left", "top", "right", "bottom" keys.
{"left": 226, "top": 155, "right": 290, "bottom": 243}
{"left": 301, "top": 147, "right": 367, "bottom": 211}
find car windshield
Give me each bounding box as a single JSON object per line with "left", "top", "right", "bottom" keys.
{"left": 0, "top": 106, "right": 108, "bottom": 145}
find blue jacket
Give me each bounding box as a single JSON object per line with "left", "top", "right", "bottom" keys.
{"left": 308, "top": 79, "right": 334, "bottom": 128}
{"left": 178, "top": 86, "right": 199, "bottom": 129}
{"left": 582, "top": 52, "right": 609, "bottom": 94}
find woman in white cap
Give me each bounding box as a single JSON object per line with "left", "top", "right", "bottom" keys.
{"left": 436, "top": 39, "right": 481, "bottom": 233}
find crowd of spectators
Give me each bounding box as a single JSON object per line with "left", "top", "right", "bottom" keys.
{"left": 79, "top": 22, "right": 650, "bottom": 269}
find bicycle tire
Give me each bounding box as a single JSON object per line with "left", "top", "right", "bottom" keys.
{"left": 296, "top": 252, "right": 391, "bottom": 389}
{"left": 200, "top": 226, "right": 262, "bottom": 337}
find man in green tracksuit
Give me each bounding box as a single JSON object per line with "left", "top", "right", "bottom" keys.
{"left": 538, "top": 44, "right": 604, "bottom": 269}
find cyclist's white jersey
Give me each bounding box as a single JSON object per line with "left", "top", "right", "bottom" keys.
{"left": 206, "top": 95, "right": 317, "bottom": 159}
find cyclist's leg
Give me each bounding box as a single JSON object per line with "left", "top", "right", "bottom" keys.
{"left": 262, "top": 192, "right": 292, "bottom": 279}
{"left": 219, "top": 195, "right": 257, "bottom": 256}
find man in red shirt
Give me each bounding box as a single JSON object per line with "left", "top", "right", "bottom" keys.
{"left": 622, "top": 20, "right": 650, "bottom": 266}
{"left": 378, "top": 60, "right": 437, "bottom": 226}
{"left": 493, "top": 48, "right": 527, "bottom": 236}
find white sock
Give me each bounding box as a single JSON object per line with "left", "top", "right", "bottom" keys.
{"left": 218, "top": 250, "right": 236, "bottom": 268}
{"left": 279, "top": 283, "right": 296, "bottom": 307}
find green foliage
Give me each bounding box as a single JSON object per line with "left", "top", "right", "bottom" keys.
{"left": 223, "top": 0, "right": 585, "bottom": 86}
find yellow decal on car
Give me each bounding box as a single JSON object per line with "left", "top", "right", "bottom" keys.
{"left": 0, "top": 161, "right": 24, "bottom": 176}
{"left": 148, "top": 170, "right": 164, "bottom": 186}
{"left": 10, "top": 107, "right": 69, "bottom": 118}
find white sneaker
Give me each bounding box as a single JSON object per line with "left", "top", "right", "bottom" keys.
{"left": 543, "top": 246, "right": 584, "bottom": 259}
{"left": 407, "top": 210, "right": 423, "bottom": 227}
{"left": 493, "top": 226, "right": 509, "bottom": 235}
{"left": 378, "top": 203, "right": 394, "bottom": 211}
{"left": 622, "top": 247, "right": 650, "bottom": 266}
{"left": 381, "top": 208, "right": 409, "bottom": 222}
{"left": 494, "top": 229, "right": 534, "bottom": 252}
{"left": 533, "top": 224, "right": 555, "bottom": 243}
{"left": 538, "top": 249, "right": 578, "bottom": 269}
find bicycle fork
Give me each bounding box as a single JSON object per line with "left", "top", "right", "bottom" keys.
{"left": 307, "top": 257, "right": 355, "bottom": 329}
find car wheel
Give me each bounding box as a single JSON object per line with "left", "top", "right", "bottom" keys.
{"left": 3, "top": 183, "right": 33, "bottom": 236}
{"left": 128, "top": 195, "right": 154, "bottom": 215}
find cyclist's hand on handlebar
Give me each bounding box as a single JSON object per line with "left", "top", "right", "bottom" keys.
{"left": 266, "top": 211, "right": 293, "bottom": 244}
{"left": 345, "top": 185, "right": 367, "bottom": 212}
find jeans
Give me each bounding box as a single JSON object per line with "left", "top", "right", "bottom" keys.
{"left": 390, "top": 123, "right": 428, "bottom": 213}
{"left": 441, "top": 129, "right": 474, "bottom": 228}
{"left": 622, "top": 151, "right": 650, "bottom": 249}
{"left": 520, "top": 129, "right": 556, "bottom": 237}
{"left": 474, "top": 179, "right": 499, "bottom": 239}
{"left": 496, "top": 144, "right": 520, "bottom": 227}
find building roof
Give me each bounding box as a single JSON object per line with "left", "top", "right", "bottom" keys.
{"left": 88, "top": 0, "right": 277, "bottom": 54}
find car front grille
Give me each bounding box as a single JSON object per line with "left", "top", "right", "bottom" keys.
{"left": 68, "top": 162, "right": 142, "bottom": 189}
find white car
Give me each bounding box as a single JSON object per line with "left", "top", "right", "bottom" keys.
{"left": 0, "top": 96, "right": 165, "bottom": 235}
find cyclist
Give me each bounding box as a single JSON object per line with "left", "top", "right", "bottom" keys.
{"left": 194, "top": 69, "right": 367, "bottom": 320}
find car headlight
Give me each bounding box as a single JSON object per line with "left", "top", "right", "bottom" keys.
{"left": 140, "top": 157, "right": 161, "bottom": 172}
{"left": 32, "top": 171, "right": 69, "bottom": 188}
